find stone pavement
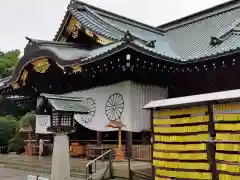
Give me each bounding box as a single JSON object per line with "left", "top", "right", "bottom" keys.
{"left": 0, "top": 154, "right": 151, "bottom": 179}
{"left": 0, "top": 167, "right": 83, "bottom": 180}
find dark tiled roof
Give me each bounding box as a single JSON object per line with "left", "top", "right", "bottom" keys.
{"left": 66, "top": 2, "right": 180, "bottom": 59}
{"left": 69, "top": 6, "right": 123, "bottom": 40}
{"left": 63, "top": 0, "right": 240, "bottom": 61}
{"left": 158, "top": 0, "right": 240, "bottom": 60}
{"left": 74, "top": 0, "right": 164, "bottom": 35}
{"left": 24, "top": 37, "right": 90, "bottom": 63}
{"left": 101, "top": 16, "right": 181, "bottom": 59}
{"left": 3, "top": 37, "right": 184, "bottom": 86}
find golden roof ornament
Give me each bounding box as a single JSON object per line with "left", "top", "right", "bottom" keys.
{"left": 21, "top": 69, "right": 28, "bottom": 86}
{"left": 11, "top": 82, "right": 20, "bottom": 89}
{"left": 71, "top": 25, "right": 79, "bottom": 39}
{"left": 71, "top": 64, "right": 82, "bottom": 73}
{"left": 31, "top": 58, "right": 50, "bottom": 73}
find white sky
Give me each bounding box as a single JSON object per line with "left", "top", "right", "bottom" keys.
{"left": 0, "top": 0, "right": 229, "bottom": 53}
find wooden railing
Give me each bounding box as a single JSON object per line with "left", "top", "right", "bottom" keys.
{"left": 131, "top": 145, "right": 151, "bottom": 161}
{"left": 100, "top": 144, "right": 151, "bottom": 161}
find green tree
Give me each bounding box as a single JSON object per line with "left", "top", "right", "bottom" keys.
{"left": 8, "top": 134, "right": 25, "bottom": 154}
{"left": 19, "top": 112, "right": 36, "bottom": 130}
{"left": 0, "top": 49, "right": 31, "bottom": 118}
{"left": 0, "top": 49, "right": 20, "bottom": 78}
{"left": 0, "top": 116, "right": 19, "bottom": 146}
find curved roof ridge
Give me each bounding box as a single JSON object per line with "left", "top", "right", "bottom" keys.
{"left": 76, "top": 6, "right": 152, "bottom": 45}
{"left": 83, "top": 5, "right": 125, "bottom": 36}
{"left": 75, "top": 0, "right": 164, "bottom": 35}
{"left": 69, "top": 6, "right": 121, "bottom": 40}
{"left": 26, "top": 37, "right": 81, "bottom": 47}
{"left": 158, "top": 0, "right": 240, "bottom": 31}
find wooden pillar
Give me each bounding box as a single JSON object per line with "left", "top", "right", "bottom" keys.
{"left": 125, "top": 131, "right": 132, "bottom": 158}
{"left": 208, "top": 104, "right": 218, "bottom": 180}
{"left": 150, "top": 109, "right": 155, "bottom": 179}
{"left": 118, "top": 128, "right": 122, "bottom": 149}
{"left": 97, "top": 131, "right": 102, "bottom": 146}
{"left": 36, "top": 134, "right": 39, "bottom": 146}
{"left": 28, "top": 132, "right": 32, "bottom": 156}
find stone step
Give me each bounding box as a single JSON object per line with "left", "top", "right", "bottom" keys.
{"left": 1, "top": 163, "right": 86, "bottom": 178}
{"left": 0, "top": 155, "right": 89, "bottom": 165}
{"left": 0, "top": 158, "right": 108, "bottom": 179}
{"left": 0, "top": 160, "right": 87, "bottom": 172}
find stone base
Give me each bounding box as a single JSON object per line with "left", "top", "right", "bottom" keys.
{"left": 51, "top": 133, "right": 70, "bottom": 180}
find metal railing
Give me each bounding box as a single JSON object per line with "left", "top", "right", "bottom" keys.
{"left": 85, "top": 149, "right": 112, "bottom": 180}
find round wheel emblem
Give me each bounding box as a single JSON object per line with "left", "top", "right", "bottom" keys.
{"left": 80, "top": 98, "right": 96, "bottom": 123}
{"left": 105, "top": 93, "right": 124, "bottom": 121}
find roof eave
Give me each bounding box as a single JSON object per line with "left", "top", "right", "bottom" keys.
{"left": 184, "top": 47, "right": 240, "bottom": 64}
{"left": 144, "top": 88, "right": 240, "bottom": 109}
{"left": 157, "top": 0, "right": 240, "bottom": 31}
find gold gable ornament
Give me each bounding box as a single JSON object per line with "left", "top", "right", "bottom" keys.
{"left": 71, "top": 25, "right": 79, "bottom": 39}
{"left": 71, "top": 64, "right": 82, "bottom": 73}
{"left": 31, "top": 58, "right": 50, "bottom": 73}
{"left": 21, "top": 69, "right": 28, "bottom": 86}
{"left": 85, "top": 29, "right": 94, "bottom": 38}
{"left": 11, "top": 82, "right": 20, "bottom": 89}
{"left": 66, "top": 16, "right": 79, "bottom": 34}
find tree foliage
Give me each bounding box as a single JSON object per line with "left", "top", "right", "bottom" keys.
{"left": 0, "top": 116, "right": 19, "bottom": 146}
{"left": 8, "top": 133, "right": 25, "bottom": 154}
{"left": 19, "top": 112, "right": 36, "bottom": 130}
{"left": 0, "top": 49, "right": 20, "bottom": 78}
{"left": 0, "top": 96, "right": 30, "bottom": 119}
{"left": 0, "top": 49, "right": 30, "bottom": 118}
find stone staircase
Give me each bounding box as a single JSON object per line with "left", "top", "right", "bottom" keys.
{"left": 0, "top": 155, "right": 104, "bottom": 179}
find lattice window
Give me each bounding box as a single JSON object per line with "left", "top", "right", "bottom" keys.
{"left": 52, "top": 112, "right": 59, "bottom": 126}
{"left": 61, "top": 113, "right": 72, "bottom": 126}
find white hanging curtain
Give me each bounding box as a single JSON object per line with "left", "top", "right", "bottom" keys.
{"left": 71, "top": 81, "right": 168, "bottom": 132}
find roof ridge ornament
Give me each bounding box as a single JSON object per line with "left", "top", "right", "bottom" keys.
{"left": 123, "top": 30, "right": 134, "bottom": 42}
{"left": 70, "top": 0, "right": 77, "bottom": 5}
{"left": 146, "top": 40, "right": 156, "bottom": 48}
{"left": 210, "top": 36, "right": 223, "bottom": 46}
{"left": 211, "top": 19, "right": 240, "bottom": 46}
{"left": 25, "top": 37, "right": 36, "bottom": 45}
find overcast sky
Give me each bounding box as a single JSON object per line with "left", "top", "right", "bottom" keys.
{"left": 0, "top": 0, "right": 229, "bottom": 53}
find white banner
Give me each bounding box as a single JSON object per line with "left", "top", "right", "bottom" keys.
{"left": 35, "top": 115, "right": 53, "bottom": 134}
{"left": 66, "top": 81, "right": 167, "bottom": 132}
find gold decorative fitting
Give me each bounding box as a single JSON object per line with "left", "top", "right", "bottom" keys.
{"left": 11, "top": 82, "right": 20, "bottom": 89}
{"left": 71, "top": 25, "right": 79, "bottom": 39}
{"left": 96, "top": 36, "right": 114, "bottom": 45}
{"left": 71, "top": 64, "right": 82, "bottom": 73}
{"left": 21, "top": 69, "right": 28, "bottom": 85}
{"left": 64, "top": 16, "right": 113, "bottom": 45}
{"left": 66, "top": 16, "right": 79, "bottom": 34}
{"left": 31, "top": 58, "right": 50, "bottom": 73}
{"left": 86, "top": 30, "right": 94, "bottom": 38}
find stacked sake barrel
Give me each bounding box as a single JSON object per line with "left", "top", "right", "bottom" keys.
{"left": 214, "top": 103, "right": 240, "bottom": 180}
{"left": 153, "top": 106, "right": 212, "bottom": 180}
